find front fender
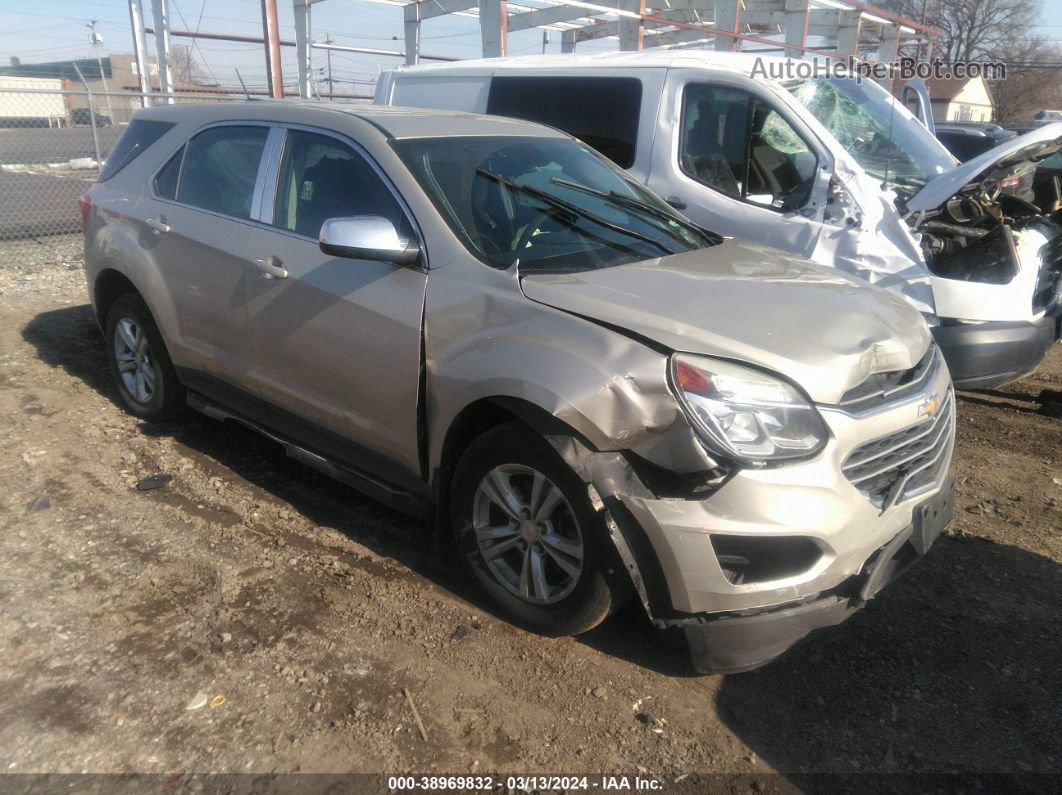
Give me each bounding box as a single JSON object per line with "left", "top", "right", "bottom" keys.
{"left": 424, "top": 259, "right": 717, "bottom": 476}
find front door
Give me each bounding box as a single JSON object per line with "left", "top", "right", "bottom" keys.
{"left": 650, "top": 72, "right": 828, "bottom": 258}
{"left": 246, "top": 127, "right": 427, "bottom": 486}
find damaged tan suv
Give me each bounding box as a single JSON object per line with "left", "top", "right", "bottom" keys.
{"left": 82, "top": 102, "right": 955, "bottom": 672}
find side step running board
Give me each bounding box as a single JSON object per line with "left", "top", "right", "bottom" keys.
{"left": 187, "top": 391, "right": 432, "bottom": 520}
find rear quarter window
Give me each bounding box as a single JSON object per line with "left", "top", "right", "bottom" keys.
{"left": 486, "top": 76, "right": 642, "bottom": 168}
{"left": 154, "top": 147, "right": 184, "bottom": 200}
{"left": 98, "top": 119, "right": 175, "bottom": 181}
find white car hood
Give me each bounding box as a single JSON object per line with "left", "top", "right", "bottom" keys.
{"left": 907, "top": 122, "right": 1062, "bottom": 212}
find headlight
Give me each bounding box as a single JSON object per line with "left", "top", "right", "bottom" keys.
{"left": 670, "top": 354, "right": 828, "bottom": 464}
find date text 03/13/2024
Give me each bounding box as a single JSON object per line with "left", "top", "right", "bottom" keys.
{"left": 387, "top": 775, "right": 664, "bottom": 790}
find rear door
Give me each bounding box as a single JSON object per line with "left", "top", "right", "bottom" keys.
{"left": 138, "top": 123, "right": 272, "bottom": 405}
{"left": 649, "top": 71, "right": 830, "bottom": 258}
{"left": 246, "top": 126, "right": 428, "bottom": 487}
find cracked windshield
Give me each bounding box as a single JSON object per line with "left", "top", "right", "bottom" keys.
{"left": 790, "top": 76, "right": 955, "bottom": 190}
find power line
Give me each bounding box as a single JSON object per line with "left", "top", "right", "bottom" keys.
{"left": 170, "top": 0, "right": 221, "bottom": 86}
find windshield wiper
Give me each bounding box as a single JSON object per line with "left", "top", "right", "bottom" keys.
{"left": 475, "top": 168, "right": 678, "bottom": 257}
{"left": 872, "top": 173, "right": 925, "bottom": 191}
{"left": 549, "top": 177, "right": 719, "bottom": 244}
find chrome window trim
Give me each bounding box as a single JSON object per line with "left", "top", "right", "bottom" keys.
{"left": 256, "top": 121, "right": 429, "bottom": 270}
{"left": 251, "top": 126, "right": 287, "bottom": 223}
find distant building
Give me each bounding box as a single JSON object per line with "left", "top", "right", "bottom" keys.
{"left": 924, "top": 74, "right": 995, "bottom": 123}
{"left": 0, "top": 54, "right": 221, "bottom": 124}
{"left": 0, "top": 75, "right": 66, "bottom": 127}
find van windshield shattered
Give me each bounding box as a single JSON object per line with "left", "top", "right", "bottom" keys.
{"left": 392, "top": 136, "right": 717, "bottom": 271}
{"left": 789, "top": 77, "right": 955, "bottom": 190}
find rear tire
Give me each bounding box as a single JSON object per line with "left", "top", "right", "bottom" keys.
{"left": 451, "top": 422, "right": 629, "bottom": 635}
{"left": 105, "top": 294, "right": 185, "bottom": 421}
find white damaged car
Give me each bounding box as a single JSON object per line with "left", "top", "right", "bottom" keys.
{"left": 376, "top": 52, "right": 1062, "bottom": 388}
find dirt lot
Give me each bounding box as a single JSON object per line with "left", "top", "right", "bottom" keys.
{"left": 0, "top": 235, "right": 1059, "bottom": 787}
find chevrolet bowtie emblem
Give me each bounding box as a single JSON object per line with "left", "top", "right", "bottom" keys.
{"left": 918, "top": 394, "right": 940, "bottom": 419}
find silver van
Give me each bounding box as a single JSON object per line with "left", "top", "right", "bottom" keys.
{"left": 82, "top": 102, "right": 954, "bottom": 673}
{"left": 376, "top": 51, "right": 1062, "bottom": 389}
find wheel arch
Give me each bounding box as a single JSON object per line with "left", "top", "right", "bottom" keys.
{"left": 433, "top": 396, "right": 677, "bottom": 622}
{"left": 431, "top": 396, "right": 596, "bottom": 542}
{"left": 93, "top": 268, "right": 141, "bottom": 328}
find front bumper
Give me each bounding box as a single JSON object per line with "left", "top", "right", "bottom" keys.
{"left": 931, "top": 310, "right": 1060, "bottom": 390}
{"left": 605, "top": 356, "right": 955, "bottom": 672}
{"left": 682, "top": 476, "right": 953, "bottom": 673}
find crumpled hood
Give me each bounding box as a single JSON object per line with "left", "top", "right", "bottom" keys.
{"left": 519, "top": 240, "right": 932, "bottom": 405}
{"left": 907, "top": 122, "right": 1062, "bottom": 212}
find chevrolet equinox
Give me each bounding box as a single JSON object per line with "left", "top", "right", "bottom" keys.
{"left": 82, "top": 103, "right": 955, "bottom": 672}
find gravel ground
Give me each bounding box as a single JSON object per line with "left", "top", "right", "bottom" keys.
{"left": 0, "top": 235, "right": 1058, "bottom": 788}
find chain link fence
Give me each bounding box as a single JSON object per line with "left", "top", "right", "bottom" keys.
{"left": 0, "top": 88, "right": 239, "bottom": 243}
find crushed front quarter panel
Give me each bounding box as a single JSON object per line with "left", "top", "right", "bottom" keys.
{"left": 422, "top": 257, "right": 719, "bottom": 478}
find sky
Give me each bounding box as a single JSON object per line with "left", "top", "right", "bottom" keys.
{"left": 0, "top": 0, "right": 616, "bottom": 96}
{"left": 2, "top": 0, "right": 1062, "bottom": 96}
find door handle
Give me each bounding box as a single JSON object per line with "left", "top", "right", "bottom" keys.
{"left": 665, "top": 196, "right": 687, "bottom": 210}
{"left": 145, "top": 216, "right": 170, "bottom": 234}
{"left": 254, "top": 256, "right": 288, "bottom": 280}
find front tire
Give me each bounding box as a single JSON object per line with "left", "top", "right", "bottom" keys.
{"left": 105, "top": 294, "right": 184, "bottom": 421}
{"left": 451, "top": 422, "right": 629, "bottom": 635}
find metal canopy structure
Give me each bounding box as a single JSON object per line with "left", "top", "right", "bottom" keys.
{"left": 134, "top": 1, "right": 937, "bottom": 103}
{"left": 389, "top": 1, "right": 938, "bottom": 67}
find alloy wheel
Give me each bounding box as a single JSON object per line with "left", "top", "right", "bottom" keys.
{"left": 472, "top": 463, "right": 585, "bottom": 605}
{"left": 113, "top": 317, "right": 156, "bottom": 405}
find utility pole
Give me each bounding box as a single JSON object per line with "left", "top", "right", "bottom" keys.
{"left": 325, "top": 32, "right": 334, "bottom": 100}
{"left": 127, "top": 0, "right": 153, "bottom": 106}
{"left": 150, "top": 0, "right": 175, "bottom": 103}
{"left": 260, "top": 0, "right": 284, "bottom": 98}
{"left": 87, "top": 20, "right": 115, "bottom": 121}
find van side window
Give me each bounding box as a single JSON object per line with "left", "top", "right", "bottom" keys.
{"left": 487, "top": 77, "right": 642, "bottom": 168}
{"left": 681, "top": 85, "right": 818, "bottom": 211}
{"left": 178, "top": 126, "right": 269, "bottom": 220}
{"left": 154, "top": 146, "right": 183, "bottom": 200}
{"left": 272, "top": 129, "right": 407, "bottom": 240}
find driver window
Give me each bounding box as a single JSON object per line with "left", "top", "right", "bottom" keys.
{"left": 273, "top": 129, "right": 407, "bottom": 239}
{"left": 680, "top": 84, "right": 749, "bottom": 199}
{"left": 681, "top": 85, "right": 818, "bottom": 211}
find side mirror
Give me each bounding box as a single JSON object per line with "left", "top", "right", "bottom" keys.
{"left": 319, "top": 216, "right": 420, "bottom": 266}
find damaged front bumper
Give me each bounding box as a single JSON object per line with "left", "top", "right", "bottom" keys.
{"left": 681, "top": 476, "right": 953, "bottom": 673}
{"left": 558, "top": 357, "right": 955, "bottom": 674}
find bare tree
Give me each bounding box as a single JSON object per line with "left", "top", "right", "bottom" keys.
{"left": 989, "top": 21, "right": 1062, "bottom": 119}
{"left": 170, "top": 44, "right": 204, "bottom": 85}
{"left": 880, "top": 0, "right": 1062, "bottom": 119}
{"left": 880, "top": 0, "right": 1041, "bottom": 61}
{"left": 989, "top": 40, "right": 1062, "bottom": 119}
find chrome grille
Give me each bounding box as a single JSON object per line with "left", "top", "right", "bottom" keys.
{"left": 838, "top": 345, "right": 939, "bottom": 413}
{"left": 842, "top": 389, "right": 955, "bottom": 509}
